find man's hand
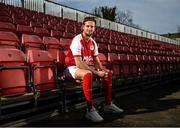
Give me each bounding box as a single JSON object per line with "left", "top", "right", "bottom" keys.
{"left": 97, "top": 70, "right": 105, "bottom": 77}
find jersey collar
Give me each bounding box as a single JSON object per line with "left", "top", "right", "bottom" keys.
{"left": 81, "top": 33, "right": 92, "bottom": 44}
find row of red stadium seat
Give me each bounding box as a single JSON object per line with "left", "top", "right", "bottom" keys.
{"left": 0, "top": 30, "right": 179, "bottom": 78}
{"left": 0, "top": 21, "right": 78, "bottom": 38}
{"left": 0, "top": 28, "right": 179, "bottom": 58}
{"left": 0, "top": 7, "right": 180, "bottom": 56}
{"left": 1, "top": 3, "right": 180, "bottom": 53}
{"left": 0, "top": 3, "right": 179, "bottom": 72}
{"left": 0, "top": 4, "right": 82, "bottom": 36}
{"left": 0, "top": 49, "right": 61, "bottom": 116}
{"left": 0, "top": 49, "right": 58, "bottom": 95}
{"left": 0, "top": 30, "right": 71, "bottom": 49}
{"left": 0, "top": 46, "right": 179, "bottom": 113}
{"left": 0, "top": 30, "right": 179, "bottom": 60}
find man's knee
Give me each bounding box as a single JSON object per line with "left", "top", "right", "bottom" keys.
{"left": 75, "top": 70, "right": 93, "bottom": 80}
{"left": 83, "top": 71, "right": 93, "bottom": 79}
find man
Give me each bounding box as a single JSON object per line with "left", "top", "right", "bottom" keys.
{"left": 63, "top": 17, "right": 123, "bottom": 122}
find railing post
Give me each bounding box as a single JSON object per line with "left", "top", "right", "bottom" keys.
{"left": 21, "top": 0, "right": 24, "bottom": 8}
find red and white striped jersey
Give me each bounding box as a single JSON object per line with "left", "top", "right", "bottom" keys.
{"left": 65, "top": 33, "right": 98, "bottom": 67}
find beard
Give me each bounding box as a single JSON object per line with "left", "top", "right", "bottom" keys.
{"left": 84, "top": 32, "right": 93, "bottom": 38}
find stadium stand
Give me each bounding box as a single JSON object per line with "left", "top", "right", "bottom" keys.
{"left": 0, "top": 1, "right": 180, "bottom": 121}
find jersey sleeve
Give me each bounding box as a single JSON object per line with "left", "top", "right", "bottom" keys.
{"left": 70, "top": 37, "right": 82, "bottom": 56}
{"left": 93, "top": 41, "right": 99, "bottom": 56}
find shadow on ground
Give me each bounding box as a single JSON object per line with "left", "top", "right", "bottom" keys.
{"left": 24, "top": 81, "right": 180, "bottom": 127}
{"left": 118, "top": 81, "right": 180, "bottom": 115}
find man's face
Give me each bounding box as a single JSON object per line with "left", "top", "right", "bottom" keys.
{"left": 83, "top": 21, "right": 95, "bottom": 37}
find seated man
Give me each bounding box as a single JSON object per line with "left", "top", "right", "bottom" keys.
{"left": 63, "top": 17, "right": 123, "bottom": 122}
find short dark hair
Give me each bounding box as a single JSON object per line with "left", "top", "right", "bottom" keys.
{"left": 83, "top": 17, "right": 96, "bottom": 25}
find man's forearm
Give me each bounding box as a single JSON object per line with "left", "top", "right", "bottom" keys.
{"left": 93, "top": 56, "right": 103, "bottom": 70}
{"left": 76, "top": 61, "right": 98, "bottom": 75}
{"left": 94, "top": 61, "right": 103, "bottom": 71}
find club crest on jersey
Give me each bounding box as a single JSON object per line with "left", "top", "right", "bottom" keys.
{"left": 90, "top": 45, "right": 94, "bottom": 50}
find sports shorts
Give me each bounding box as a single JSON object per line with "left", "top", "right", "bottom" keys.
{"left": 63, "top": 66, "right": 79, "bottom": 79}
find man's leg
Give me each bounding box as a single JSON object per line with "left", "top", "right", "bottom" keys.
{"left": 64, "top": 67, "right": 104, "bottom": 122}
{"left": 103, "top": 70, "right": 124, "bottom": 113}
{"left": 103, "top": 71, "right": 113, "bottom": 105}
{"left": 75, "top": 69, "right": 94, "bottom": 111}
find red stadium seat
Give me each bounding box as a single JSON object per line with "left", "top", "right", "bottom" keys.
{"left": 51, "top": 30, "right": 63, "bottom": 38}
{"left": 108, "top": 44, "right": 117, "bottom": 53}
{"left": 136, "top": 55, "right": 145, "bottom": 76}
{"left": 63, "top": 32, "right": 74, "bottom": 39}
{"left": 43, "top": 37, "right": 64, "bottom": 73}
{"left": 0, "top": 49, "right": 34, "bottom": 114}
{"left": 57, "top": 50, "right": 66, "bottom": 74}
{"left": 43, "top": 36, "right": 62, "bottom": 56}
{"left": 108, "top": 53, "right": 121, "bottom": 78}
{"left": 123, "top": 45, "right": 130, "bottom": 53}
{"left": 59, "top": 38, "right": 71, "bottom": 50}
{"left": 43, "top": 24, "right": 54, "bottom": 31}
{"left": 0, "top": 21, "right": 16, "bottom": 33}
{"left": 98, "top": 53, "right": 109, "bottom": 70}
{"left": 118, "top": 54, "right": 129, "bottom": 78}
{"left": 22, "top": 34, "right": 45, "bottom": 52}
{"left": 0, "top": 10, "right": 10, "bottom": 17}
{"left": 149, "top": 55, "right": 157, "bottom": 74}
{"left": 155, "top": 55, "right": 162, "bottom": 74}
{"left": 116, "top": 45, "right": 124, "bottom": 54}
{"left": 54, "top": 24, "right": 65, "bottom": 32}
{"left": 0, "top": 16, "right": 12, "bottom": 23}
{"left": 128, "top": 54, "right": 138, "bottom": 77}
{"left": 74, "top": 22, "right": 82, "bottom": 34}
{"left": 0, "top": 31, "right": 19, "bottom": 49}
{"left": 26, "top": 49, "right": 62, "bottom": 110}
{"left": 11, "top": 11, "right": 24, "bottom": 19}
{"left": 97, "top": 43, "right": 108, "bottom": 53}
{"left": 142, "top": 55, "right": 151, "bottom": 75}
{"left": 34, "top": 27, "right": 50, "bottom": 37}
{"left": 30, "top": 21, "right": 42, "bottom": 28}
{"left": 17, "top": 24, "right": 34, "bottom": 34}
{"left": 65, "top": 24, "right": 75, "bottom": 34}
{"left": 13, "top": 18, "right": 28, "bottom": 26}
{"left": 27, "top": 50, "right": 58, "bottom": 92}
{"left": 0, "top": 49, "right": 30, "bottom": 95}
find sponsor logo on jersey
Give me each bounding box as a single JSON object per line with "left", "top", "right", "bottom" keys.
{"left": 83, "top": 56, "right": 93, "bottom": 64}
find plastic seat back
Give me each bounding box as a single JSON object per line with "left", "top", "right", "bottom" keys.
{"left": 43, "top": 37, "right": 66, "bottom": 74}
{"left": 0, "top": 49, "right": 28, "bottom": 96}
{"left": 60, "top": 38, "right": 71, "bottom": 50}
{"left": 98, "top": 53, "right": 109, "bottom": 69}
{"left": 108, "top": 53, "right": 121, "bottom": 77}
{"left": 0, "top": 31, "right": 19, "bottom": 49}
{"left": 22, "top": 34, "right": 45, "bottom": 53}
{"left": 0, "top": 22, "right": 16, "bottom": 33}
{"left": 43, "top": 37, "right": 62, "bottom": 61}
{"left": 27, "top": 50, "right": 57, "bottom": 91}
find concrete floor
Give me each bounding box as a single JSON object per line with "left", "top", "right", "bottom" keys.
{"left": 11, "top": 80, "right": 180, "bottom": 127}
